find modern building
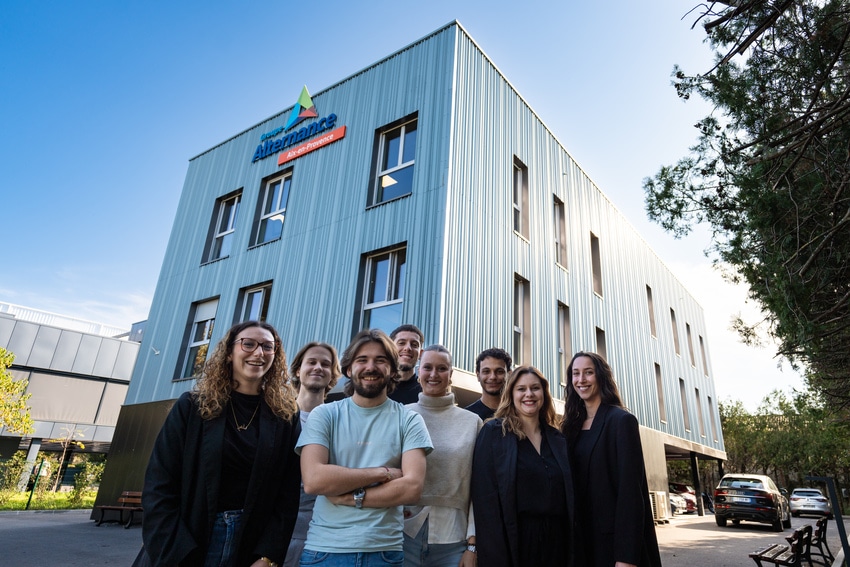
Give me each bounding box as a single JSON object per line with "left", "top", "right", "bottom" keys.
{"left": 101, "top": 21, "right": 725, "bottom": 516}
{"left": 0, "top": 303, "right": 140, "bottom": 487}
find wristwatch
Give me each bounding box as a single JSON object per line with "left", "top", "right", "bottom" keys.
{"left": 466, "top": 544, "right": 477, "bottom": 553}
{"left": 353, "top": 487, "right": 366, "bottom": 509}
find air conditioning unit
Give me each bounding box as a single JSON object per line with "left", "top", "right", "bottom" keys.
{"left": 649, "top": 491, "right": 670, "bottom": 524}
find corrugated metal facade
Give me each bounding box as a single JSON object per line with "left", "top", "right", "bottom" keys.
{"left": 124, "top": 22, "right": 724, "bottom": 465}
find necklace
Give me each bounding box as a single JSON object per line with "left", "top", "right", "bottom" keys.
{"left": 231, "top": 401, "right": 260, "bottom": 431}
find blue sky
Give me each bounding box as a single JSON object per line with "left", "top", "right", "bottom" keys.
{"left": 0, "top": 1, "right": 802, "bottom": 409}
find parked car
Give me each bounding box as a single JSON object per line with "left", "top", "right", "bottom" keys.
{"left": 669, "top": 492, "right": 687, "bottom": 515}
{"left": 669, "top": 483, "right": 697, "bottom": 513}
{"left": 789, "top": 488, "right": 833, "bottom": 518}
{"left": 713, "top": 474, "right": 792, "bottom": 531}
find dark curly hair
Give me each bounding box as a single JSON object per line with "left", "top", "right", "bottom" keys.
{"left": 193, "top": 321, "right": 297, "bottom": 422}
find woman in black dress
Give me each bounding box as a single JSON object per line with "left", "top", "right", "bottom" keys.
{"left": 561, "top": 352, "right": 661, "bottom": 567}
{"left": 471, "top": 366, "right": 574, "bottom": 566}
{"left": 141, "top": 321, "right": 301, "bottom": 567}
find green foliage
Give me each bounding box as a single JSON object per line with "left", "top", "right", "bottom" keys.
{"left": 0, "top": 490, "right": 97, "bottom": 510}
{"left": 719, "top": 391, "right": 850, "bottom": 494}
{"left": 645, "top": 1, "right": 850, "bottom": 409}
{"left": 0, "top": 347, "right": 34, "bottom": 434}
{"left": 68, "top": 459, "right": 104, "bottom": 507}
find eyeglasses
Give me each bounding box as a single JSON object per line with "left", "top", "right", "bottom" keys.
{"left": 233, "top": 338, "right": 276, "bottom": 354}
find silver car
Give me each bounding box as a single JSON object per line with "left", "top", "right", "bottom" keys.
{"left": 789, "top": 488, "right": 833, "bottom": 518}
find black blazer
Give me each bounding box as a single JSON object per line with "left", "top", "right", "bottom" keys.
{"left": 572, "top": 404, "right": 661, "bottom": 567}
{"left": 471, "top": 419, "right": 575, "bottom": 567}
{"left": 142, "top": 392, "right": 301, "bottom": 567}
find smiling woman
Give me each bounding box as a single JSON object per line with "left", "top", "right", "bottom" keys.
{"left": 139, "top": 320, "right": 301, "bottom": 567}
{"left": 471, "top": 366, "right": 575, "bottom": 567}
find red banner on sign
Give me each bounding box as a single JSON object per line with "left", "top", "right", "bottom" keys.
{"left": 277, "top": 126, "right": 347, "bottom": 165}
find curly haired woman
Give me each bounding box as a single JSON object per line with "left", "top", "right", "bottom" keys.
{"left": 141, "top": 321, "right": 301, "bottom": 567}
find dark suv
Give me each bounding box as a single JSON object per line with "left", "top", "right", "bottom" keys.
{"left": 714, "top": 474, "right": 791, "bottom": 531}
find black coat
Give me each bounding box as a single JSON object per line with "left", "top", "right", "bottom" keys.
{"left": 470, "top": 419, "right": 575, "bottom": 567}
{"left": 572, "top": 404, "right": 662, "bottom": 567}
{"left": 141, "top": 392, "right": 301, "bottom": 567}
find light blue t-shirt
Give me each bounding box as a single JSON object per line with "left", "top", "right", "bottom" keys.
{"left": 296, "top": 397, "right": 433, "bottom": 552}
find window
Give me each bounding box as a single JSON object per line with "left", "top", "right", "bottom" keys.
{"left": 236, "top": 282, "right": 272, "bottom": 323}
{"left": 595, "top": 327, "right": 607, "bottom": 360}
{"left": 554, "top": 196, "right": 567, "bottom": 267}
{"left": 670, "top": 308, "right": 681, "bottom": 355}
{"left": 254, "top": 172, "right": 292, "bottom": 245}
{"left": 513, "top": 158, "right": 529, "bottom": 238}
{"left": 686, "top": 323, "right": 696, "bottom": 366}
{"left": 371, "top": 116, "right": 417, "bottom": 204}
{"left": 359, "top": 246, "right": 406, "bottom": 334}
{"left": 590, "top": 232, "right": 603, "bottom": 296}
{"left": 646, "top": 285, "right": 657, "bottom": 337}
{"left": 655, "top": 363, "right": 666, "bottom": 422}
{"left": 679, "top": 378, "right": 690, "bottom": 431}
{"left": 513, "top": 276, "right": 531, "bottom": 364}
{"left": 556, "top": 302, "right": 572, "bottom": 395}
{"left": 699, "top": 335, "right": 710, "bottom": 376}
{"left": 180, "top": 299, "right": 218, "bottom": 379}
{"left": 695, "top": 388, "right": 706, "bottom": 437}
{"left": 205, "top": 192, "right": 241, "bottom": 262}
{"left": 708, "top": 396, "right": 719, "bottom": 441}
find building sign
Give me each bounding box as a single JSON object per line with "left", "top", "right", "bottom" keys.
{"left": 278, "top": 126, "right": 346, "bottom": 165}
{"left": 252, "top": 86, "right": 345, "bottom": 163}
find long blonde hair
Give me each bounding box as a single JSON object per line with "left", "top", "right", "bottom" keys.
{"left": 495, "top": 365, "right": 559, "bottom": 440}
{"left": 194, "top": 321, "right": 298, "bottom": 422}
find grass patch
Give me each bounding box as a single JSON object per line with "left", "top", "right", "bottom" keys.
{"left": 0, "top": 490, "right": 97, "bottom": 511}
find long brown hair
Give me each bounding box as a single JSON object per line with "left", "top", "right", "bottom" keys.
{"left": 560, "top": 351, "right": 624, "bottom": 440}
{"left": 494, "top": 365, "right": 559, "bottom": 440}
{"left": 340, "top": 329, "right": 399, "bottom": 396}
{"left": 289, "top": 341, "right": 342, "bottom": 394}
{"left": 194, "top": 321, "right": 298, "bottom": 421}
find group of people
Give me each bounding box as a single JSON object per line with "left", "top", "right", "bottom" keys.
{"left": 138, "top": 320, "right": 662, "bottom": 567}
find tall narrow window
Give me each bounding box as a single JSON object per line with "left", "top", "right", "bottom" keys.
{"left": 595, "top": 327, "right": 607, "bottom": 360}
{"left": 181, "top": 299, "right": 218, "bottom": 379}
{"left": 695, "top": 388, "right": 706, "bottom": 437}
{"left": 371, "top": 116, "right": 417, "bottom": 204}
{"left": 686, "top": 323, "right": 696, "bottom": 366}
{"left": 236, "top": 282, "right": 272, "bottom": 323}
{"left": 708, "top": 396, "right": 719, "bottom": 441}
{"left": 513, "top": 158, "right": 529, "bottom": 239}
{"left": 359, "top": 246, "right": 406, "bottom": 334}
{"left": 646, "top": 285, "right": 657, "bottom": 337}
{"left": 554, "top": 196, "right": 567, "bottom": 267}
{"left": 699, "top": 335, "right": 710, "bottom": 376}
{"left": 679, "top": 378, "right": 690, "bottom": 431}
{"left": 255, "top": 172, "right": 292, "bottom": 245}
{"left": 590, "top": 232, "right": 603, "bottom": 296}
{"left": 556, "top": 302, "right": 572, "bottom": 395}
{"left": 513, "top": 276, "right": 531, "bottom": 364}
{"left": 205, "top": 192, "right": 241, "bottom": 262}
{"left": 670, "top": 308, "right": 681, "bottom": 355}
{"left": 655, "top": 363, "right": 666, "bottom": 422}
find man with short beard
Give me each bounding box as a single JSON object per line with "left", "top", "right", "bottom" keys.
{"left": 296, "top": 329, "right": 433, "bottom": 566}
{"left": 465, "top": 348, "right": 512, "bottom": 421}
{"left": 388, "top": 324, "right": 424, "bottom": 404}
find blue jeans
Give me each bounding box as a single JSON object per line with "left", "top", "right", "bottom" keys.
{"left": 299, "top": 549, "right": 403, "bottom": 566}
{"left": 204, "top": 510, "right": 243, "bottom": 567}
{"left": 402, "top": 519, "right": 466, "bottom": 567}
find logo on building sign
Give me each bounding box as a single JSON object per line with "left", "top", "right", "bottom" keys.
{"left": 252, "top": 85, "right": 347, "bottom": 163}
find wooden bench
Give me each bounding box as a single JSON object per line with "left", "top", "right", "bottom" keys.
{"left": 95, "top": 490, "right": 143, "bottom": 529}
{"left": 749, "top": 523, "right": 813, "bottom": 566}
{"left": 810, "top": 517, "right": 835, "bottom": 566}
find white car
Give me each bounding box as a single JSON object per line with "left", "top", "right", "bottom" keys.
{"left": 789, "top": 488, "right": 833, "bottom": 518}
{"left": 669, "top": 493, "right": 687, "bottom": 515}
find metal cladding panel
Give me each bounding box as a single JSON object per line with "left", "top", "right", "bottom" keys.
{"left": 126, "top": 25, "right": 458, "bottom": 405}
{"left": 28, "top": 325, "right": 62, "bottom": 367}
{"left": 444, "top": 28, "right": 723, "bottom": 452}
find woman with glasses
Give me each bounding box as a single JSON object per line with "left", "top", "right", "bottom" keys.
{"left": 140, "top": 321, "right": 301, "bottom": 567}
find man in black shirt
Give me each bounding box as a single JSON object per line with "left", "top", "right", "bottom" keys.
{"left": 387, "top": 324, "right": 423, "bottom": 404}
{"left": 465, "top": 348, "right": 512, "bottom": 420}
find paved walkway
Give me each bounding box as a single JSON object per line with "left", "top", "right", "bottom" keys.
{"left": 0, "top": 508, "right": 846, "bottom": 566}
